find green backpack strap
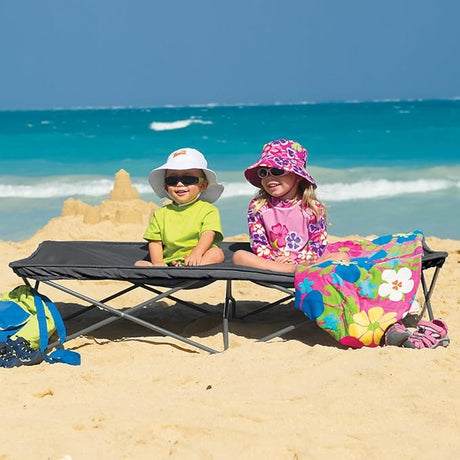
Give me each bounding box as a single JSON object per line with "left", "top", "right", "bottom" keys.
{"left": 32, "top": 289, "right": 81, "bottom": 366}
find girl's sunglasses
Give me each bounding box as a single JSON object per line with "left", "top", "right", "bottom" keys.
{"left": 164, "top": 175, "right": 205, "bottom": 187}
{"left": 257, "top": 167, "right": 287, "bottom": 179}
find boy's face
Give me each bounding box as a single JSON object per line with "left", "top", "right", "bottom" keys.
{"left": 164, "top": 168, "right": 208, "bottom": 205}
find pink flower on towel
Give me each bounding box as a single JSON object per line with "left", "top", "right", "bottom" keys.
{"left": 269, "top": 223, "right": 289, "bottom": 249}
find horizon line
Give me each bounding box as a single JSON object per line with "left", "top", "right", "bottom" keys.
{"left": 1, "top": 96, "right": 460, "bottom": 113}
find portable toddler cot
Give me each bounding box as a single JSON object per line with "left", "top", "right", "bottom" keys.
{"left": 9, "top": 240, "right": 447, "bottom": 353}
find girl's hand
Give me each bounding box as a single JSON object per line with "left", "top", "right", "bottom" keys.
{"left": 134, "top": 260, "right": 167, "bottom": 267}
{"left": 274, "top": 255, "right": 295, "bottom": 264}
{"left": 318, "top": 252, "right": 350, "bottom": 263}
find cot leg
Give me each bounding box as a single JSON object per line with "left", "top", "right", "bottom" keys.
{"left": 420, "top": 268, "right": 440, "bottom": 321}
{"left": 43, "top": 279, "right": 220, "bottom": 354}
{"left": 223, "top": 280, "right": 236, "bottom": 350}
{"left": 21, "top": 277, "right": 39, "bottom": 290}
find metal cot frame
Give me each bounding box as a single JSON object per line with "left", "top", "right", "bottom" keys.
{"left": 9, "top": 240, "right": 448, "bottom": 353}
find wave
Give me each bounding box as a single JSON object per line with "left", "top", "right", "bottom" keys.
{"left": 149, "top": 118, "right": 213, "bottom": 131}
{"left": 221, "top": 179, "right": 459, "bottom": 201}
{"left": 319, "top": 179, "right": 459, "bottom": 202}
{"left": 0, "top": 178, "right": 458, "bottom": 201}
{"left": 0, "top": 179, "right": 118, "bottom": 198}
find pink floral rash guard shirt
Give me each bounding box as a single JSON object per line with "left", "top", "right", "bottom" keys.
{"left": 247, "top": 197, "right": 328, "bottom": 264}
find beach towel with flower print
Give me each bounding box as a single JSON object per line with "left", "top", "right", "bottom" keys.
{"left": 294, "top": 231, "right": 423, "bottom": 348}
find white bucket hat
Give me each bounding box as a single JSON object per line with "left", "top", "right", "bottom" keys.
{"left": 148, "top": 148, "right": 224, "bottom": 203}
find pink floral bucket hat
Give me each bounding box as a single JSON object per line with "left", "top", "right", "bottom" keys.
{"left": 244, "top": 139, "right": 317, "bottom": 189}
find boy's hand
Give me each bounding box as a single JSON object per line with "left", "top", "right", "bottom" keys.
{"left": 184, "top": 249, "right": 204, "bottom": 266}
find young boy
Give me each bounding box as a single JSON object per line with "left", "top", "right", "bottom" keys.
{"left": 135, "top": 148, "right": 225, "bottom": 267}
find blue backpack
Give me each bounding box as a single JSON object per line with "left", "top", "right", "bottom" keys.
{"left": 0, "top": 285, "right": 80, "bottom": 368}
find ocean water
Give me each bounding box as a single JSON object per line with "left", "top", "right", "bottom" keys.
{"left": 0, "top": 99, "right": 459, "bottom": 242}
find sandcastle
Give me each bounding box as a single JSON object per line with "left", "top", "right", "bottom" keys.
{"left": 62, "top": 169, "right": 158, "bottom": 225}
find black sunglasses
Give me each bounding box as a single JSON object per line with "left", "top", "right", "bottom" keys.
{"left": 257, "top": 167, "right": 287, "bottom": 179}
{"left": 164, "top": 175, "right": 205, "bottom": 187}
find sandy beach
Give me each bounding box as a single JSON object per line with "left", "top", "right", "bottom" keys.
{"left": 1, "top": 172, "right": 459, "bottom": 459}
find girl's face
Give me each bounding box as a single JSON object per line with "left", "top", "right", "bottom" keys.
{"left": 164, "top": 168, "right": 208, "bottom": 205}
{"left": 260, "top": 170, "right": 300, "bottom": 200}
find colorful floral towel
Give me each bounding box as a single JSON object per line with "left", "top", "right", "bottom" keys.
{"left": 294, "top": 231, "right": 424, "bottom": 348}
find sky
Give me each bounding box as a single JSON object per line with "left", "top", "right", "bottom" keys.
{"left": 0, "top": 0, "right": 459, "bottom": 110}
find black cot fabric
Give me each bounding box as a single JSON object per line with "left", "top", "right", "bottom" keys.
{"left": 9, "top": 240, "right": 447, "bottom": 286}
{"left": 9, "top": 241, "right": 295, "bottom": 286}
{"left": 421, "top": 239, "right": 448, "bottom": 270}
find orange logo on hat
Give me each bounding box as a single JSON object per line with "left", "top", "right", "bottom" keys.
{"left": 173, "top": 149, "right": 187, "bottom": 157}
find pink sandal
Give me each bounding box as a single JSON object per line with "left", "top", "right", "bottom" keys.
{"left": 403, "top": 319, "right": 450, "bottom": 349}
{"left": 383, "top": 321, "right": 411, "bottom": 347}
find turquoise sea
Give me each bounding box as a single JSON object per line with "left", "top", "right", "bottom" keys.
{"left": 0, "top": 99, "right": 459, "bottom": 242}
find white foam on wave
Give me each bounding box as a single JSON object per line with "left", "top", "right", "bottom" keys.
{"left": 319, "top": 179, "right": 459, "bottom": 202}
{"left": 0, "top": 179, "right": 116, "bottom": 198}
{"left": 0, "top": 178, "right": 458, "bottom": 200}
{"left": 220, "top": 182, "right": 257, "bottom": 198}
{"left": 219, "top": 179, "right": 459, "bottom": 201}
{"left": 149, "top": 118, "right": 213, "bottom": 131}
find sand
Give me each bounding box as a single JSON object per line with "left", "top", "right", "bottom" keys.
{"left": 1, "top": 172, "right": 459, "bottom": 459}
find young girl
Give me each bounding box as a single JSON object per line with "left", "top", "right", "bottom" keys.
{"left": 234, "top": 139, "right": 448, "bottom": 349}
{"left": 232, "top": 139, "right": 336, "bottom": 273}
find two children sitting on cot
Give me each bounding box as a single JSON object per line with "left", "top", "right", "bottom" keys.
{"left": 136, "top": 141, "right": 449, "bottom": 350}
{"left": 136, "top": 138, "right": 338, "bottom": 271}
